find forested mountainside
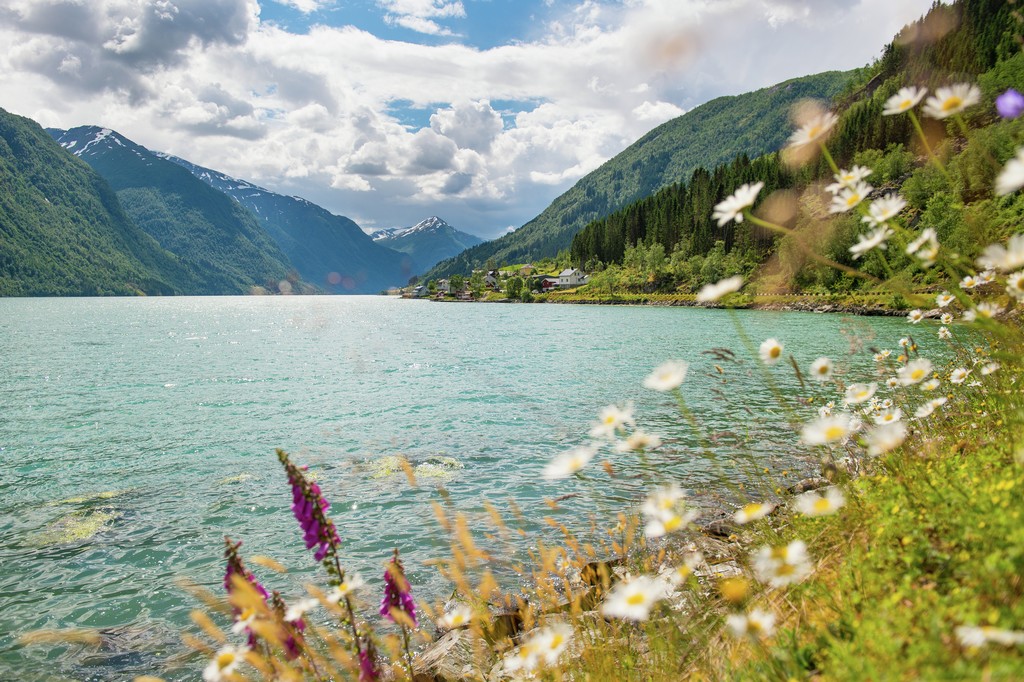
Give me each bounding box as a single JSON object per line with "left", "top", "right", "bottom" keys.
{"left": 165, "top": 155, "right": 411, "bottom": 293}
{"left": 425, "top": 69, "right": 853, "bottom": 280}
{"left": 0, "top": 109, "right": 193, "bottom": 296}
{"left": 50, "top": 127, "right": 302, "bottom": 295}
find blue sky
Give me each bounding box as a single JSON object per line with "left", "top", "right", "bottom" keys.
{"left": 0, "top": 0, "right": 935, "bottom": 237}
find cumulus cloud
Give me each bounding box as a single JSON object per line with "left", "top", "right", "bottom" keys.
{"left": 0, "top": 0, "right": 934, "bottom": 237}
{"left": 275, "top": 0, "right": 333, "bottom": 13}
{"left": 378, "top": 0, "right": 464, "bottom": 35}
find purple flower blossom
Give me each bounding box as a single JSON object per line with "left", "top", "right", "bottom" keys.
{"left": 279, "top": 450, "right": 341, "bottom": 562}
{"left": 359, "top": 647, "right": 380, "bottom": 681}
{"left": 997, "top": 88, "right": 1024, "bottom": 119}
{"left": 379, "top": 550, "right": 417, "bottom": 627}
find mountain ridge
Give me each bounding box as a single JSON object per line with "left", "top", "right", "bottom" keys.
{"left": 425, "top": 69, "right": 853, "bottom": 280}
{"left": 372, "top": 216, "right": 484, "bottom": 274}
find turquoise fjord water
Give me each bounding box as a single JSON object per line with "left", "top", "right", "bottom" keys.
{"left": 0, "top": 296, "right": 913, "bottom": 680}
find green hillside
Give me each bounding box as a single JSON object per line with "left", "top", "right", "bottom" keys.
{"left": 563, "top": 0, "right": 1022, "bottom": 299}
{"left": 50, "top": 127, "right": 301, "bottom": 295}
{"left": 0, "top": 109, "right": 192, "bottom": 296}
{"left": 425, "top": 69, "right": 853, "bottom": 280}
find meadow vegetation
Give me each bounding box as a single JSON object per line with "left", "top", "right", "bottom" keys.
{"left": 19, "top": 1, "right": 1023, "bottom": 680}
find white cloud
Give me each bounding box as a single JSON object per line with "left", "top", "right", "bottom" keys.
{"left": 378, "top": 0, "right": 464, "bottom": 35}
{"left": 0, "top": 0, "right": 935, "bottom": 238}
{"left": 275, "top": 0, "right": 333, "bottom": 13}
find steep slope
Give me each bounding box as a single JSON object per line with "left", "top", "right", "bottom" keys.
{"left": 426, "top": 70, "right": 852, "bottom": 279}
{"left": 372, "top": 216, "right": 484, "bottom": 273}
{"left": 49, "top": 127, "right": 299, "bottom": 294}
{"left": 0, "top": 109, "right": 193, "bottom": 296}
{"left": 163, "top": 156, "right": 412, "bottom": 293}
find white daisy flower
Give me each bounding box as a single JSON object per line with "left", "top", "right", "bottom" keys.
{"left": 936, "top": 291, "right": 955, "bottom": 307}
{"left": 696, "top": 275, "right": 744, "bottom": 302}
{"left": 284, "top": 598, "right": 319, "bottom": 623}
{"left": 712, "top": 182, "right": 764, "bottom": 226}
{"left": 897, "top": 358, "right": 933, "bottom": 385}
{"left": 949, "top": 368, "right": 971, "bottom": 384}
{"left": 960, "top": 275, "right": 979, "bottom": 289}
{"left": 438, "top": 605, "right": 473, "bottom": 630}
{"left": 921, "top": 378, "right": 941, "bottom": 391}
{"left": 995, "top": 148, "right": 1024, "bottom": 196}
{"left": 788, "top": 112, "right": 839, "bottom": 148}
{"left": 907, "top": 309, "right": 924, "bottom": 324}
{"left": 327, "top": 573, "right": 366, "bottom": 603}
{"left": 845, "top": 382, "right": 878, "bottom": 404}
{"left": 589, "top": 404, "right": 635, "bottom": 439}
{"left": 976, "top": 234, "right": 1024, "bottom": 272}
{"left": 865, "top": 421, "right": 908, "bottom": 456}
{"left": 955, "top": 625, "right": 1024, "bottom": 648}
{"left": 825, "top": 165, "right": 873, "bottom": 192}
{"left": 503, "top": 641, "right": 539, "bottom": 674}
{"left": 1006, "top": 271, "right": 1024, "bottom": 300}
{"left": 922, "top": 83, "right": 981, "bottom": 119}
{"left": 915, "top": 402, "right": 937, "bottom": 419}
{"left": 642, "top": 483, "right": 697, "bottom": 538}
{"left": 643, "top": 360, "right": 689, "bottom": 391}
{"left": 964, "top": 301, "right": 1003, "bottom": 322}
{"left": 528, "top": 623, "right": 574, "bottom": 667}
{"left": 733, "top": 502, "right": 775, "bottom": 525}
{"left": 726, "top": 608, "right": 777, "bottom": 640}
{"left": 882, "top": 86, "right": 928, "bottom": 115}
{"left": 874, "top": 408, "right": 903, "bottom": 425}
{"left": 802, "top": 413, "right": 854, "bottom": 445}
{"left": 542, "top": 444, "right": 598, "bottom": 480}
{"left": 810, "top": 357, "right": 833, "bottom": 381}
{"left": 794, "top": 487, "right": 846, "bottom": 517}
{"left": 601, "top": 575, "right": 669, "bottom": 621}
{"left": 898, "top": 337, "right": 912, "bottom": 349}
{"left": 938, "top": 326, "right": 952, "bottom": 340}
{"left": 980, "top": 362, "right": 1000, "bottom": 376}
{"left": 752, "top": 540, "right": 814, "bottom": 587}
{"left": 829, "top": 181, "right": 872, "bottom": 213}
{"left": 874, "top": 350, "right": 892, "bottom": 362}
{"left": 862, "top": 194, "right": 907, "bottom": 227}
{"left": 614, "top": 430, "right": 663, "bottom": 453}
{"left": 759, "top": 338, "right": 784, "bottom": 365}
{"left": 906, "top": 227, "right": 939, "bottom": 267}
{"left": 666, "top": 552, "right": 705, "bottom": 586}
{"left": 886, "top": 376, "right": 900, "bottom": 389}
{"left": 978, "top": 269, "right": 996, "bottom": 285}
{"left": 940, "top": 312, "right": 954, "bottom": 325}
{"left": 203, "top": 646, "right": 249, "bottom": 682}
{"left": 849, "top": 226, "right": 894, "bottom": 259}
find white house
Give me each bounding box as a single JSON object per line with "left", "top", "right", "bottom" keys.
{"left": 436, "top": 279, "right": 450, "bottom": 293}
{"left": 556, "top": 268, "right": 588, "bottom": 288}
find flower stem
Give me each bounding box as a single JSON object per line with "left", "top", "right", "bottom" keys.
{"left": 908, "top": 110, "right": 954, "bottom": 185}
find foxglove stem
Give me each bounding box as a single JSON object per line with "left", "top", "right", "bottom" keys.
{"left": 223, "top": 537, "right": 269, "bottom": 650}
{"left": 380, "top": 548, "right": 417, "bottom": 680}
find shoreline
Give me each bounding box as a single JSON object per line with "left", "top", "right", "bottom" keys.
{"left": 424, "top": 294, "right": 907, "bottom": 317}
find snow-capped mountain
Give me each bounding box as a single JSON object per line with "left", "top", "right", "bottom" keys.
{"left": 48, "top": 125, "right": 299, "bottom": 295}
{"left": 372, "top": 217, "right": 484, "bottom": 274}
{"left": 161, "top": 155, "right": 413, "bottom": 293}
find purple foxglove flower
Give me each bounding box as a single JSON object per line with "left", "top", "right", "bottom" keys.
{"left": 997, "top": 88, "right": 1024, "bottom": 119}
{"left": 279, "top": 450, "right": 341, "bottom": 563}
{"left": 223, "top": 537, "right": 269, "bottom": 648}
{"left": 359, "top": 646, "right": 379, "bottom": 681}
{"left": 379, "top": 551, "right": 417, "bottom": 627}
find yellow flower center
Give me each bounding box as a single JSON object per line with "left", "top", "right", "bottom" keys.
{"left": 817, "top": 366, "right": 828, "bottom": 375}
{"left": 604, "top": 415, "right": 616, "bottom": 425}
{"left": 900, "top": 98, "right": 912, "bottom": 109}
{"left": 217, "top": 652, "right": 237, "bottom": 669}
{"left": 626, "top": 593, "right": 647, "bottom": 606}
{"left": 664, "top": 515, "right": 682, "bottom": 532}
{"left": 451, "top": 614, "right": 466, "bottom": 626}
{"left": 911, "top": 369, "right": 925, "bottom": 381}
{"left": 941, "top": 96, "right": 962, "bottom": 112}
{"left": 743, "top": 503, "right": 762, "bottom": 516}
{"left": 824, "top": 425, "right": 846, "bottom": 441}
{"left": 845, "top": 193, "right": 860, "bottom": 207}
{"left": 807, "top": 125, "right": 821, "bottom": 139}
{"left": 813, "top": 498, "right": 832, "bottom": 513}
{"left": 549, "top": 634, "right": 564, "bottom": 649}
{"left": 770, "top": 346, "right": 781, "bottom": 359}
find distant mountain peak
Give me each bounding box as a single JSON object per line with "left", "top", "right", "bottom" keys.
{"left": 370, "top": 216, "right": 484, "bottom": 273}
